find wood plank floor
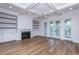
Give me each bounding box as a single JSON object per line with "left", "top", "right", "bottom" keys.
{"left": 0, "top": 36, "right": 79, "bottom": 55}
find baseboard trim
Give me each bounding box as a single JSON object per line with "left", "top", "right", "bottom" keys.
{"left": 0, "top": 40, "right": 16, "bottom": 44}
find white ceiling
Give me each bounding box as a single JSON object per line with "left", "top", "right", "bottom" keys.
{"left": 0, "top": 3, "right": 78, "bottom": 18}
{"left": 11, "top": 3, "right": 76, "bottom": 14}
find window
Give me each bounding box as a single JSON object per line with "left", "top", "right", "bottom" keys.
{"left": 44, "top": 22, "right": 47, "bottom": 35}
{"left": 65, "top": 19, "right": 71, "bottom": 38}
{"left": 55, "top": 21, "right": 60, "bottom": 36}
{"left": 49, "top": 22, "right": 54, "bottom": 36}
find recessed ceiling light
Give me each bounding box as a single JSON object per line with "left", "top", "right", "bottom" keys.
{"left": 9, "top": 6, "right": 13, "bottom": 8}
{"left": 69, "top": 8, "right": 73, "bottom": 10}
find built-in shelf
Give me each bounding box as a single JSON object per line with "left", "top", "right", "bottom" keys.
{"left": 0, "top": 22, "right": 16, "bottom": 24}
{"left": 0, "top": 12, "right": 17, "bottom": 29}
{"left": 33, "top": 20, "right": 39, "bottom": 29}
{"left": 0, "top": 17, "right": 17, "bottom": 20}
{"left": 0, "top": 27, "right": 17, "bottom": 29}
{"left": 0, "top": 12, "right": 16, "bottom": 17}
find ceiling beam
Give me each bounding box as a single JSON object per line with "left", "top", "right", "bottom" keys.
{"left": 18, "top": 3, "right": 40, "bottom": 15}
{"left": 45, "top": 3, "right": 57, "bottom": 11}
{"left": 25, "top": 3, "right": 39, "bottom": 10}
{"left": 20, "top": 3, "right": 39, "bottom": 15}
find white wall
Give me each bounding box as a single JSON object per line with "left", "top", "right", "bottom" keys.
{"left": 0, "top": 8, "right": 33, "bottom": 43}
{"left": 32, "top": 29, "right": 41, "bottom": 36}
{"left": 17, "top": 15, "right": 32, "bottom": 29}
{"left": 38, "top": 9, "right": 79, "bottom": 43}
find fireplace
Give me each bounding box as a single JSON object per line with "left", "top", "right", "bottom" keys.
{"left": 21, "top": 31, "right": 30, "bottom": 39}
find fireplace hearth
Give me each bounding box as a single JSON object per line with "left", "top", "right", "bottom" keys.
{"left": 21, "top": 31, "right": 30, "bottom": 39}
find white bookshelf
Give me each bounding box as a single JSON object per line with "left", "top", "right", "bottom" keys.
{"left": 0, "top": 12, "right": 17, "bottom": 29}
{"left": 33, "top": 20, "right": 39, "bottom": 29}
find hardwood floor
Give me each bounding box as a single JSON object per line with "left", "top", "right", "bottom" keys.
{"left": 48, "top": 38, "right": 79, "bottom": 55}
{"left": 0, "top": 36, "right": 79, "bottom": 55}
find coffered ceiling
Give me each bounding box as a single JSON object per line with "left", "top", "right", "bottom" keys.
{"left": 11, "top": 3, "right": 76, "bottom": 14}
{"left": 0, "top": 3, "right": 78, "bottom": 19}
